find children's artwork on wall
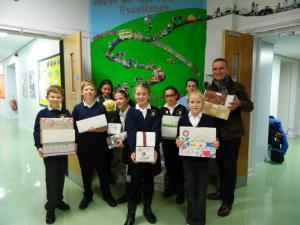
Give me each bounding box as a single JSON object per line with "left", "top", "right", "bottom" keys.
{"left": 38, "top": 54, "right": 61, "bottom": 106}
{"left": 22, "top": 72, "right": 29, "bottom": 98}
{"left": 0, "top": 74, "right": 5, "bottom": 99}
{"left": 28, "top": 70, "right": 36, "bottom": 99}
{"left": 89, "top": 0, "right": 207, "bottom": 106}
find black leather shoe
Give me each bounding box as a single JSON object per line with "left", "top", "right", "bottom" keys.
{"left": 117, "top": 194, "right": 128, "bottom": 204}
{"left": 217, "top": 202, "right": 232, "bottom": 217}
{"left": 207, "top": 191, "right": 222, "bottom": 200}
{"left": 176, "top": 193, "right": 185, "bottom": 204}
{"left": 124, "top": 212, "right": 135, "bottom": 225}
{"left": 46, "top": 211, "right": 55, "bottom": 224}
{"left": 78, "top": 198, "right": 92, "bottom": 209}
{"left": 104, "top": 196, "right": 117, "bottom": 207}
{"left": 143, "top": 207, "right": 157, "bottom": 224}
{"left": 57, "top": 201, "right": 70, "bottom": 211}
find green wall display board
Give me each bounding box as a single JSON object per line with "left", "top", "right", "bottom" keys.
{"left": 90, "top": 0, "right": 207, "bottom": 106}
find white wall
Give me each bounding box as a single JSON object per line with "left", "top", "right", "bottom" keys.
{"left": 0, "top": 38, "right": 59, "bottom": 130}
{"left": 295, "top": 62, "right": 300, "bottom": 136}
{"left": 0, "top": 0, "right": 91, "bottom": 79}
{"left": 270, "top": 55, "right": 281, "bottom": 117}
{"left": 251, "top": 40, "right": 274, "bottom": 167}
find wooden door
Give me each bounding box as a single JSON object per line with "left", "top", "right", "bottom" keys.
{"left": 62, "top": 31, "right": 83, "bottom": 184}
{"left": 223, "top": 30, "right": 253, "bottom": 187}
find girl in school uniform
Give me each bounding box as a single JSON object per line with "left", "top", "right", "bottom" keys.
{"left": 176, "top": 90, "right": 219, "bottom": 225}
{"left": 160, "top": 85, "right": 187, "bottom": 204}
{"left": 124, "top": 84, "right": 162, "bottom": 225}
{"left": 97, "top": 79, "right": 116, "bottom": 117}
{"left": 72, "top": 80, "right": 117, "bottom": 210}
{"left": 111, "top": 89, "right": 132, "bottom": 204}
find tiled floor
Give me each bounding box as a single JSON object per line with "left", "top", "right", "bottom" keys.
{"left": 0, "top": 116, "right": 299, "bottom": 225}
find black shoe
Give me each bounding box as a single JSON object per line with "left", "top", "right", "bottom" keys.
{"left": 104, "top": 196, "right": 117, "bottom": 207}
{"left": 217, "top": 202, "right": 232, "bottom": 217}
{"left": 46, "top": 211, "right": 55, "bottom": 224}
{"left": 207, "top": 191, "right": 222, "bottom": 200}
{"left": 78, "top": 198, "right": 92, "bottom": 210}
{"left": 56, "top": 201, "right": 70, "bottom": 211}
{"left": 163, "top": 189, "right": 175, "bottom": 198}
{"left": 143, "top": 207, "right": 157, "bottom": 224}
{"left": 176, "top": 193, "right": 185, "bottom": 204}
{"left": 124, "top": 212, "right": 135, "bottom": 225}
{"left": 117, "top": 194, "right": 128, "bottom": 204}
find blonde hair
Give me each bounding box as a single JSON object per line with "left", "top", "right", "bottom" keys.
{"left": 81, "top": 80, "right": 96, "bottom": 91}
{"left": 187, "top": 90, "right": 204, "bottom": 110}
{"left": 46, "top": 85, "right": 64, "bottom": 97}
{"left": 134, "top": 83, "right": 151, "bottom": 95}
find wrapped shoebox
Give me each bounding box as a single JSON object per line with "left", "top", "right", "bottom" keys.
{"left": 161, "top": 115, "right": 180, "bottom": 139}
{"left": 179, "top": 126, "right": 216, "bottom": 158}
{"left": 135, "top": 132, "right": 156, "bottom": 163}
{"left": 40, "top": 118, "right": 75, "bottom": 157}
{"left": 76, "top": 114, "right": 107, "bottom": 133}
{"left": 106, "top": 132, "right": 127, "bottom": 149}
{"left": 107, "top": 123, "right": 122, "bottom": 135}
{"left": 202, "top": 90, "right": 234, "bottom": 120}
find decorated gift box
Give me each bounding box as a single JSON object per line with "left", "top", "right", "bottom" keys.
{"left": 202, "top": 90, "right": 234, "bottom": 120}
{"left": 76, "top": 114, "right": 107, "bottom": 133}
{"left": 107, "top": 123, "right": 122, "bottom": 135}
{"left": 40, "top": 117, "right": 75, "bottom": 157}
{"left": 161, "top": 115, "right": 180, "bottom": 139}
{"left": 179, "top": 126, "right": 216, "bottom": 158}
{"left": 135, "top": 131, "right": 156, "bottom": 163}
{"left": 106, "top": 132, "right": 127, "bottom": 149}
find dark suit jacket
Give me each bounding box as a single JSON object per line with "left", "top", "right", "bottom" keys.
{"left": 206, "top": 76, "right": 254, "bottom": 140}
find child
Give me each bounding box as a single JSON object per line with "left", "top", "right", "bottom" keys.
{"left": 97, "top": 79, "right": 116, "bottom": 116}
{"left": 111, "top": 89, "right": 132, "bottom": 204}
{"left": 178, "top": 78, "right": 198, "bottom": 110}
{"left": 160, "top": 85, "right": 187, "bottom": 204}
{"left": 124, "top": 84, "right": 162, "bottom": 225}
{"left": 176, "top": 90, "right": 219, "bottom": 225}
{"left": 72, "top": 80, "right": 117, "bottom": 209}
{"left": 33, "top": 85, "right": 71, "bottom": 224}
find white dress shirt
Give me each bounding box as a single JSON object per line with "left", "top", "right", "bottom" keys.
{"left": 188, "top": 112, "right": 202, "bottom": 127}
{"left": 83, "top": 100, "right": 96, "bottom": 108}
{"left": 135, "top": 104, "right": 151, "bottom": 119}
{"left": 164, "top": 103, "right": 178, "bottom": 115}
{"left": 119, "top": 105, "right": 130, "bottom": 131}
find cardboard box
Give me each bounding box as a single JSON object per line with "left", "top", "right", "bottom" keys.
{"left": 107, "top": 123, "right": 122, "bottom": 135}
{"left": 136, "top": 132, "right": 155, "bottom": 163}
{"left": 179, "top": 126, "right": 216, "bottom": 158}
{"left": 202, "top": 90, "right": 234, "bottom": 120}
{"left": 76, "top": 114, "right": 107, "bottom": 133}
{"left": 161, "top": 115, "right": 180, "bottom": 139}
{"left": 40, "top": 118, "right": 76, "bottom": 157}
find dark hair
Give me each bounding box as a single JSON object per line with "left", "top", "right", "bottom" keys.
{"left": 114, "top": 89, "right": 134, "bottom": 106}
{"left": 213, "top": 58, "right": 228, "bottom": 68}
{"left": 185, "top": 78, "right": 199, "bottom": 87}
{"left": 163, "top": 85, "right": 180, "bottom": 100}
{"left": 97, "top": 79, "right": 113, "bottom": 102}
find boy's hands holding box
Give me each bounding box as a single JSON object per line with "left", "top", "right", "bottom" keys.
{"left": 76, "top": 114, "right": 108, "bottom": 133}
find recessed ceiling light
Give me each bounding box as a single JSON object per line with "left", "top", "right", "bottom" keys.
{"left": 0, "top": 32, "right": 8, "bottom": 37}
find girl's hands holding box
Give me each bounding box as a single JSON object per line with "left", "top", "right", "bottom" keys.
{"left": 116, "top": 140, "right": 125, "bottom": 149}
{"left": 38, "top": 148, "right": 44, "bottom": 158}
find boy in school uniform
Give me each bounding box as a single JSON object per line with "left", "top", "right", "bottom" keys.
{"left": 33, "top": 85, "right": 71, "bottom": 224}
{"left": 72, "top": 80, "right": 117, "bottom": 209}
{"left": 176, "top": 90, "right": 219, "bottom": 225}
{"left": 124, "top": 84, "right": 162, "bottom": 225}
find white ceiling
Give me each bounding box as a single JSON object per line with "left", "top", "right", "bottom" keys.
{"left": 0, "top": 32, "right": 34, "bottom": 62}
{"left": 260, "top": 33, "right": 300, "bottom": 60}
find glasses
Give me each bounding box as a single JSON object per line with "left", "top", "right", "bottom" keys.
{"left": 164, "top": 94, "right": 176, "bottom": 98}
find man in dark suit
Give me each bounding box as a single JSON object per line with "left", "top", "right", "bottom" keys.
{"left": 206, "top": 58, "right": 254, "bottom": 217}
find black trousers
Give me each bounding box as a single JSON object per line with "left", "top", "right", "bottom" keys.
{"left": 77, "top": 137, "right": 112, "bottom": 199}
{"left": 128, "top": 163, "right": 154, "bottom": 213}
{"left": 183, "top": 159, "right": 209, "bottom": 225}
{"left": 216, "top": 137, "right": 241, "bottom": 205}
{"left": 162, "top": 139, "right": 184, "bottom": 195}
{"left": 44, "top": 155, "right": 67, "bottom": 211}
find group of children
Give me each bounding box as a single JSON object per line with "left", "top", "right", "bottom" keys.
{"left": 33, "top": 78, "right": 219, "bottom": 225}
